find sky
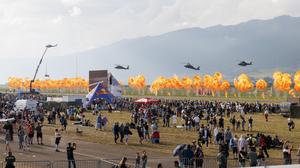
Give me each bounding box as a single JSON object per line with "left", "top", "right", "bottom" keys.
{"left": 0, "top": 0, "right": 300, "bottom": 82}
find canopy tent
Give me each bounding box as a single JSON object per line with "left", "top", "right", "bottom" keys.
{"left": 134, "top": 98, "right": 160, "bottom": 104}
{"left": 86, "top": 82, "right": 114, "bottom": 105}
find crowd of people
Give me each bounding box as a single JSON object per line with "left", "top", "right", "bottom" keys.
{"left": 1, "top": 92, "right": 299, "bottom": 168}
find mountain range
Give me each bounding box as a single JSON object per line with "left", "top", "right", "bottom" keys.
{"left": 3, "top": 15, "right": 300, "bottom": 84}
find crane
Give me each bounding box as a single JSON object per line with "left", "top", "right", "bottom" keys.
{"left": 29, "top": 44, "right": 57, "bottom": 93}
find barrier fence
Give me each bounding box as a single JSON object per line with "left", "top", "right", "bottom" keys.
{"left": 2, "top": 160, "right": 116, "bottom": 168}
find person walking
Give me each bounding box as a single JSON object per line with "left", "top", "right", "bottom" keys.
{"left": 113, "top": 122, "right": 120, "bottom": 144}
{"left": 124, "top": 123, "right": 132, "bottom": 145}
{"left": 5, "top": 152, "right": 16, "bottom": 168}
{"left": 67, "top": 142, "right": 76, "bottom": 168}
{"left": 54, "top": 129, "right": 61, "bottom": 152}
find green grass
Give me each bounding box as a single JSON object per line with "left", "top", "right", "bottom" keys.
{"left": 42, "top": 111, "right": 300, "bottom": 161}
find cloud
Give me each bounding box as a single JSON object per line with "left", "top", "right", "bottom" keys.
{"left": 52, "top": 16, "right": 63, "bottom": 23}
{"left": 69, "top": 6, "right": 81, "bottom": 17}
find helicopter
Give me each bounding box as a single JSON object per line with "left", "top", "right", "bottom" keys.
{"left": 238, "top": 61, "right": 252, "bottom": 67}
{"left": 114, "top": 64, "right": 129, "bottom": 70}
{"left": 184, "top": 63, "right": 200, "bottom": 70}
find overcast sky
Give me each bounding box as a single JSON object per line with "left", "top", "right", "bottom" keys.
{"left": 1, "top": 0, "right": 300, "bottom": 60}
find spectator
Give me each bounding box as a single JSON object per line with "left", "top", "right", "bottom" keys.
{"left": 141, "top": 150, "right": 147, "bottom": 168}
{"left": 238, "top": 147, "right": 247, "bottom": 167}
{"left": 216, "top": 149, "right": 227, "bottom": 168}
{"left": 135, "top": 152, "right": 140, "bottom": 168}
{"left": 230, "top": 135, "right": 238, "bottom": 159}
{"left": 35, "top": 122, "right": 43, "bottom": 145}
{"left": 248, "top": 147, "right": 257, "bottom": 167}
{"left": 66, "top": 142, "right": 76, "bottom": 168}
{"left": 5, "top": 152, "right": 16, "bottom": 168}
{"left": 113, "top": 122, "right": 120, "bottom": 144}
{"left": 194, "top": 146, "right": 204, "bottom": 168}
{"left": 257, "top": 148, "right": 265, "bottom": 166}
{"left": 283, "top": 141, "right": 293, "bottom": 165}
{"left": 54, "top": 129, "right": 61, "bottom": 152}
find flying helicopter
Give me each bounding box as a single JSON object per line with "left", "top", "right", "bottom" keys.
{"left": 238, "top": 61, "right": 252, "bottom": 67}
{"left": 114, "top": 64, "right": 129, "bottom": 70}
{"left": 184, "top": 63, "right": 200, "bottom": 70}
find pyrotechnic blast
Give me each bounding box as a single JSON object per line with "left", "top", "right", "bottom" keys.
{"left": 234, "top": 74, "right": 254, "bottom": 93}
{"left": 294, "top": 71, "right": 300, "bottom": 93}
{"left": 273, "top": 72, "right": 291, "bottom": 92}
{"left": 8, "top": 77, "right": 88, "bottom": 90}
{"left": 256, "top": 79, "right": 268, "bottom": 99}
{"left": 128, "top": 75, "right": 146, "bottom": 89}
{"left": 149, "top": 76, "right": 167, "bottom": 95}
{"left": 193, "top": 75, "right": 202, "bottom": 96}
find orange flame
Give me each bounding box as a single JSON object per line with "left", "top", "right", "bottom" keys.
{"left": 234, "top": 74, "right": 254, "bottom": 92}
{"left": 8, "top": 77, "right": 88, "bottom": 90}
{"left": 273, "top": 72, "right": 291, "bottom": 92}
{"left": 256, "top": 79, "right": 268, "bottom": 91}
{"left": 294, "top": 70, "right": 300, "bottom": 93}
{"left": 128, "top": 75, "right": 146, "bottom": 89}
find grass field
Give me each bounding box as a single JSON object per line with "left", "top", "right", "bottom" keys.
{"left": 42, "top": 111, "right": 300, "bottom": 161}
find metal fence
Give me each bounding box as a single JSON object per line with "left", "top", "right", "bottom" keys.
{"left": 1, "top": 160, "right": 116, "bottom": 168}
{"left": 178, "top": 157, "right": 293, "bottom": 168}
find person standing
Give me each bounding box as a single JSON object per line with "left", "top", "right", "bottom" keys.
{"left": 141, "top": 150, "right": 147, "bottom": 168}
{"left": 172, "top": 114, "right": 177, "bottom": 128}
{"left": 238, "top": 147, "right": 247, "bottom": 167}
{"left": 230, "top": 135, "right": 238, "bottom": 159}
{"left": 283, "top": 141, "right": 293, "bottom": 165}
{"left": 257, "top": 148, "right": 265, "bottom": 166}
{"left": 135, "top": 152, "right": 140, "bottom": 168}
{"left": 27, "top": 123, "right": 34, "bottom": 145}
{"left": 5, "top": 152, "right": 16, "bottom": 168}
{"left": 296, "top": 147, "right": 300, "bottom": 164}
{"left": 194, "top": 146, "right": 204, "bottom": 168}
{"left": 264, "top": 108, "right": 269, "bottom": 122}
{"left": 17, "top": 126, "right": 25, "bottom": 150}
{"left": 35, "top": 123, "right": 43, "bottom": 145}
{"left": 217, "top": 149, "right": 227, "bottom": 168}
{"left": 248, "top": 148, "right": 257, "bottom": 167}
{"left": 3, "top": 122, "right": 12, "bottom": 153}
{"left": 95, "top": 113, "right": 102, "bottom": 130}
{"left": 137, "top": 125, "right": 144, "bottom": 144}
{"left": 119, "top": 123, "right": 125, "bottom": 143}
{"left": 67, "top": 142, "right": 76, "bottom": 168}
{"left": 54, "top": 129, "right": 61, "bottom": 152}
{"left": 248, "top": 116, "right": 253, "bottom": 132}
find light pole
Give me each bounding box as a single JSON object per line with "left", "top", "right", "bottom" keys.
{"left": 29, "top": 44, "right": 57, "bottom": 93}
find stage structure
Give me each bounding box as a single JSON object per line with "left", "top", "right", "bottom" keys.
{"left": 87, "top": 70, "right": 122, "bottom": 104}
